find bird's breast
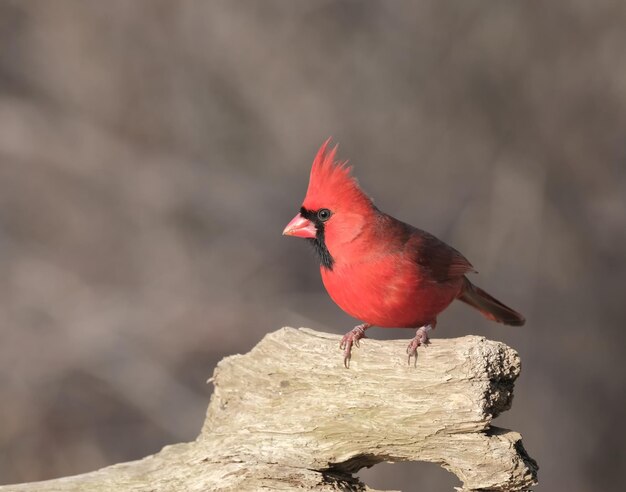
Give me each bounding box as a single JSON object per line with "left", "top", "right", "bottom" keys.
{"left": 320, "top": 254, "right": 462, "bottom": 328}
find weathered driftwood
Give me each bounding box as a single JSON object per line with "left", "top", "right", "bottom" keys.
{"left": 0, "top": 327, "right": 538, "bottom": 491}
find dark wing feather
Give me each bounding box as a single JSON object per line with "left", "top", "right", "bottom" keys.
{"left": 374, "top": 213, "right": 475, "bottom": 283}
{"left": 413, "top": 229, "right": 476, "bottom": 283}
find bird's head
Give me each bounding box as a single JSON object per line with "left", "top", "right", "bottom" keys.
{"left": 283, "top": 139, "right": 375, "bottom": 269}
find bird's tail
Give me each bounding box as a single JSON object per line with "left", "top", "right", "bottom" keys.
{"left": 457, "top": 277, "right": 525, "bottom": 326}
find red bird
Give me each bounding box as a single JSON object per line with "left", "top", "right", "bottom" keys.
{"left": 283, "top": 140, "right": 525, "bottom": 367}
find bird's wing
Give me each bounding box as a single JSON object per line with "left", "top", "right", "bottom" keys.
{"left": 413, "top": 230, "right": 476, "bottom": 283}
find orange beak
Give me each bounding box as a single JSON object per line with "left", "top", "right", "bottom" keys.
{"left": 282, "top": 213, "right": 317, "bottom": 238}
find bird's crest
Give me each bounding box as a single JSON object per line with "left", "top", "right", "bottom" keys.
{"left": 303, "top": 139, "right": 372, "bottom": 211}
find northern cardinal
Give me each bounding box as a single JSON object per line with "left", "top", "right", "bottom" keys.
{"left": 283, "top": 140, "right": 525, "bottom": 367}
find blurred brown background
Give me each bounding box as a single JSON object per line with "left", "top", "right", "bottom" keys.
{"left": 0, "top": 1, "right": 624, "bottom": 490}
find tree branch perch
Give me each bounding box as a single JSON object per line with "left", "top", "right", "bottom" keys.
{"left": 0, "top": 328, "right": 538, "bottom": 491}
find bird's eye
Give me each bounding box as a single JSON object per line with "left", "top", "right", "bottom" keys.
{"left": 317, "top": 209, "right": 332, "bottom": 222}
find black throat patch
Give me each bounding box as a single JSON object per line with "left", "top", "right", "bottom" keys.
{"left": 300, "top": 207, "right": 334, "bottom": 270}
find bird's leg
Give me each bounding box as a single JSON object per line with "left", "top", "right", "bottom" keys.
{"left": 339, "top": 323, "right": 370, "bottom": 368}
{"left": 407, "top": 321, "right": 436, "bottom": 367}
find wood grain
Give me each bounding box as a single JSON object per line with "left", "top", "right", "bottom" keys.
{"left": 0, "top": 328, "right": 538, "bottom": 491}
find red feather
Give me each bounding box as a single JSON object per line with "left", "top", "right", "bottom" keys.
{"left": 303, "top": 139, "right": 372, "bottom": 214}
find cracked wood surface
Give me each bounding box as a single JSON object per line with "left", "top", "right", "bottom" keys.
{"left": 0, "top": 327, "right": 538, "bottom": 491}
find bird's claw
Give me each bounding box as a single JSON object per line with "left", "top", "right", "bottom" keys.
{"left": 339, "top": 324, "right": 369, "bottom": 368}
{"left": 406, "top": 325, "right": 432, "bottom": 367}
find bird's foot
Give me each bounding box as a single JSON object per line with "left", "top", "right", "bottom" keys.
{"left": 339, "top": 323, "right": 370, "bottom": 368}
{"left": 407, "top": 325, "right": 433, "bottom": 367}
